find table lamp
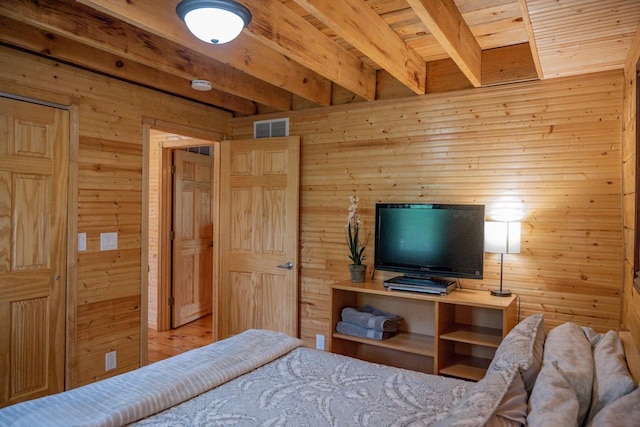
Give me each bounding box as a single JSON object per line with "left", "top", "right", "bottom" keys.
{"left": 484, "top": 221, "right": 521, "bottom": 297}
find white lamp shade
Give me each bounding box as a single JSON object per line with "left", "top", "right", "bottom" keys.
{"left": 177, "top": 0, "right": 252, "bottom": 45}
{"left": 485, "top": 221, "right": 521, "bottom": 254}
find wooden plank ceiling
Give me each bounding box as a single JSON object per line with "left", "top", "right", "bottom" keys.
{"left": 0, "top": 0, "right": 638, "bottom": 116}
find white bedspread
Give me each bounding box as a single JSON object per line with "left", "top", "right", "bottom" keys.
{"left": 0, "top": 330, "right": 302, "bottom": 426}
{"left": 132, "top": 345, "right": 471, "bottom": 426}
{"left": 0, "top": 329, "right": 472, "bottom": 426}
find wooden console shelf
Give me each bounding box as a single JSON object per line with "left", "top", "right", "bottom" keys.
{"left": 330, "top": 279, "right": 517, "bottom": 381}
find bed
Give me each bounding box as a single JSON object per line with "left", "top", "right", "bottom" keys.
{"left": 0, "top": 314, "right": 638, "bottom": 426}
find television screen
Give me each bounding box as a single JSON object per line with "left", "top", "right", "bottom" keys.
{"left": 374, "top": 203, "right": 484, "bottom": 280}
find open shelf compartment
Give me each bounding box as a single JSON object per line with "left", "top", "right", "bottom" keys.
{"left": 333, "top": 331, "right": 435, "bottom": 357}
{"left": 438, "top": 355, "right": 492, "bottom": 381}
{"left": 439, "top": 324, "right": 503, "bottom": 348}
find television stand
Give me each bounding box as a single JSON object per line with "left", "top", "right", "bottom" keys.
{"left": 331, "top": 279, "right": 518, "bottom": 380}
{"left": 383, "top": 275, "right": 456, "bottom": 295}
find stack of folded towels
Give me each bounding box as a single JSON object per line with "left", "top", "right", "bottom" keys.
{"left": 336, "top": 304, "right": 402, "bottom": 340}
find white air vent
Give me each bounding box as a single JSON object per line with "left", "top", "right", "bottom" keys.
{"left": 254, "top": 118, "right": 289, "bottom": 138}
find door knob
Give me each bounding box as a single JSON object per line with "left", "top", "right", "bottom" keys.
{"left": 277, "top": 261, "right": 294, "bottom": 270}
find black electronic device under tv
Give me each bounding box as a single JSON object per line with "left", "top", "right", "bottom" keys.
{"left": 374, "top": 203, "right": 485, "bottom": 284}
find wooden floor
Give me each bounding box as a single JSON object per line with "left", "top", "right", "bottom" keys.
{"left": 147, "top": 314, "right": 213, "bottom": 364}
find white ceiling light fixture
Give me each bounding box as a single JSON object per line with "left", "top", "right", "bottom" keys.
{"left": 176, "top": 0, "right": 252, "bottom": 45}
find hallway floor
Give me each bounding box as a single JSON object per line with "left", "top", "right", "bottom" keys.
{"left": 147, "top": 314, "right": 213, "bottom": 363}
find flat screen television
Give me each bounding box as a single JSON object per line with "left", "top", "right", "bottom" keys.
{"left": 374, "top": 203, "right": 485, "bottom": 282}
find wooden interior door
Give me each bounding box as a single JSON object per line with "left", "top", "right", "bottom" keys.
{"left": 219, "top": 136, "right": 300, "bottom": 339}
{"left": 0, "top": 97, "right": 68, "bottom": 407}
{"left": 171, "top": 150, "right": 213, "bottom": 328}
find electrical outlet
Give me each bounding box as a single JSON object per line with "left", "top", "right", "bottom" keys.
{"left": 105, "top": 351, "right": 117, "bottom": 371}
{"left": 315, "top": 334, "right": 325, "bottom": 351}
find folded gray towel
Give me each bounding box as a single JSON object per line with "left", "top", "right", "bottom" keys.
{"left": 341, "top": 305, "right": 402, "bottom": 332}
{"left": 335, "top": 321, "right": 396, "bottom": 340}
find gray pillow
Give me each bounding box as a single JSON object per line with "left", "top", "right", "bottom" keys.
{"left": 542, "top": 322, "right": 593, "bottom": 425}
{"left": 487, "top": 372, "right": 528, "bottom": 427}
{"left": 526, "top": 359, "right": 580, "bottom": 427}
{"left": 585, "top": 330, "right": 637, "bottom": 423}
{"left": 436, "top": 368, "right": 526, "bottom": 427}
{"left": 589, "top": 386, "right": 640, "bottom": 426}
{"left": 488, "top": 314, "right": 545, "bottom": 394}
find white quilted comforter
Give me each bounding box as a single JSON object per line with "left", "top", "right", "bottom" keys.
{"left": 0, "top": 329, "right": 471, "bottom": 427}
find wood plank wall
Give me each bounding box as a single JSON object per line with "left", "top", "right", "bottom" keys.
{"left": 622, "top": 26, "right": 640, "bottom": 351}
{"left": 0, "top": 42, "right": 634, "bottom": 386}
{"left": 233, "top": 70, "right": 625, "bottom": 347}
{"left": 0, "top": 45, "right": 231, "bottom": 388}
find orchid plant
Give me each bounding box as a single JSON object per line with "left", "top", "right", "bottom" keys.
{"left": 346, "top": 195, "right": 367, "bottom": 266}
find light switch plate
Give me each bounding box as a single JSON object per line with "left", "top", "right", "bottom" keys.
{"left": 78, "top": 232, "right": 86, "bottom": 252}
{"left": 100, "top": 232, "right": 118, "bottom": 251}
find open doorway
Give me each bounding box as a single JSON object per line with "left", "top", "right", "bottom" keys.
{"left": 145, "top": 127, "right": 220, "bottom": 363}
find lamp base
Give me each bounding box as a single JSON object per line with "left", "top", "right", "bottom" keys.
{"left": 490, "top": 289, "right": 512, "bottom": 297}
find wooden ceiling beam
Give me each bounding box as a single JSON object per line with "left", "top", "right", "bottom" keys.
{"left": 407, "top": 0, "right": 482, "bottom": 87}
{"left": 75, "top": 0, "right": 333, "bottom": 107}
{"left": 0, "top": 0, "right": 291, "bottom": 110}
{"left": 0, "top": 15, "right": 257, "bottom": 116}
{"left": 238, "top": 0, "right": 376, "bottom": 101}
{"left": 518, "top": 0, "right": 544, "bottom": 79}
{"left": 293, "top": 0, "right": 426, "bottom": 95}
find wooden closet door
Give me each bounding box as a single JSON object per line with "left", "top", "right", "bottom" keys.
{"left": 219, "top": 137, "right": 300, "bottom": 339}
{"left": 0, "top": 97, "right": 68, "bottom": 407}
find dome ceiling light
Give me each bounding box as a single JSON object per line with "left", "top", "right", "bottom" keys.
{"left": 176, "top": 0, "right": 252, "bottom": 45}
